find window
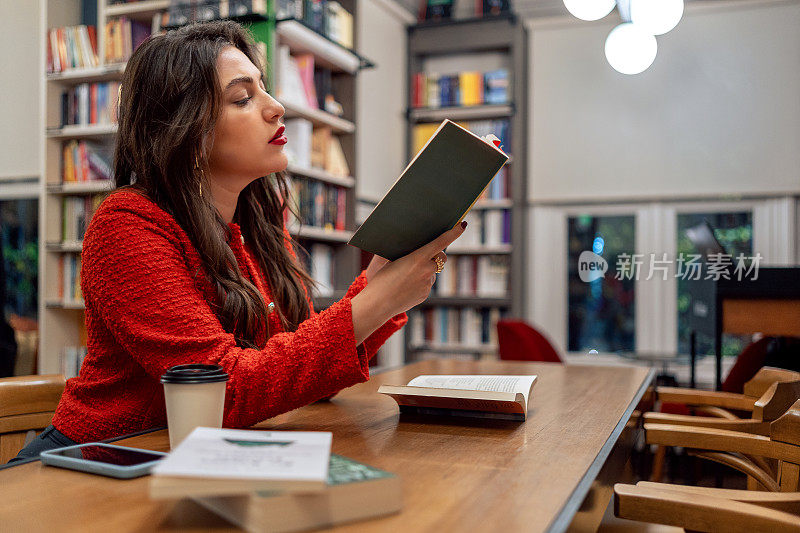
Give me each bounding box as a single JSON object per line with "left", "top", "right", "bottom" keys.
{"left": 1, "top": 198, "right": 38, "bottom": 320}
{"left": 567, "top": 215, "right": 635, "bottom": 353}
{"left": 676, "top": 211, "right": 753, "bottom": 356}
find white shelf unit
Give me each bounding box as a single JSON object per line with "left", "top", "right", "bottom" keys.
{"left": 279, "top": 98, "right": 356, "bottom": 133}
{"left": 276, "top": 19, "right": 360, "bottom": 74}
{"left": 38, "top": 0, "right": 169, "bottom": 374}
{"left": 285, "top": 164, "right": 355, "bottom": 188}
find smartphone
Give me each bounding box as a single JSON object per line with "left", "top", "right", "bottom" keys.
{"left": 40, "top": 443, "right": 168, "bottom": 479}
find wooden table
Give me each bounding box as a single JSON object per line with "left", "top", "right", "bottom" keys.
{"left": 0, "top": 360, "right": 653, "bottom": 533}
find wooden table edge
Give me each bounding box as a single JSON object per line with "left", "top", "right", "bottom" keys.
{"left": 545, "top": 367, "right": 655, "bottom": 533}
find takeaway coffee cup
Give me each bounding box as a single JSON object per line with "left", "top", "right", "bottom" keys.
{"left": 161, "top": 364, "right": 229, "bottom": 449}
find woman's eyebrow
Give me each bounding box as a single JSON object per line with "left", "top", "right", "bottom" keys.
{"left": 224, "top": 75, "right": 254, "bottom": 91}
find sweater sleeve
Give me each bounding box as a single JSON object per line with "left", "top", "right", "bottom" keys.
{"left": 82, "top": 209, "right": 372, "bottom": 429}
{"left": 343, "top": 270, "right": 408, "bottom": 359}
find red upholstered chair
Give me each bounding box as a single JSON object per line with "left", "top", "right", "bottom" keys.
{"left": 496, "top": 319, "right": 562, "bottom": 363}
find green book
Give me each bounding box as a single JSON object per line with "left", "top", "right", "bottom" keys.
{"left": 348, "top": 119, "right": 509, "bottom": 261}
{"left": 195, "top": 454, "right": 401, "bottom": 533}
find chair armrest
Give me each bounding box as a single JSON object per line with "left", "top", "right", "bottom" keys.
{"left": 0, "top": 375, "right": 66, "bottom": 418}
{"left": 614, "top": 483, "right": 800, "bottom": 532}
{"left": 644, "top": 423, "right": 800, "bottom": 464}
{"left": 644, "top": 412, "right": 770, "bottom": 435}
{"left": 635, "top": 482, "right": 800, "bottom": 514}
{"left": 656, "top": 387, "right": 756, "bottom": 412}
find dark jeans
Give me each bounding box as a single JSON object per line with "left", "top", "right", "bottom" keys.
{"left": 7, "top": 425, "right": 77, "bottom": 464}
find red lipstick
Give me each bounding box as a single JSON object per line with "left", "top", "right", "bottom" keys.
{"left": 269, "top": 126, "right": 286, "bottom": 145}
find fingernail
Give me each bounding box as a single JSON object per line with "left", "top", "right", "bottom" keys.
{"left": 461, "top": 221, "right": 468, "bottom": 229}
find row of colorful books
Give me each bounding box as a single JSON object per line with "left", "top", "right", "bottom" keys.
{"left": 58, "top": 253, "right": 83, "bottom": 304}
{"left": 61, "top": 141, "right": 113, "bottom": 183}
{"left": 46, "top": 25, "right": 98, "bottom": 73}
{"left": 167, "top": 0, "right": 267, "bottom": 25}
{"left": 412, "top": 119, "right": 511, "bottom": 155}
{"left": 276, "top": 0, "right": 353, "bottom": 48}
{"left": 284, "top": 119, "right": 349, "bottom": 176}
{"left": 411, "top": 69, "right": 509, "bottom": 108}
{"left": 61, "top": 195, "right": 104, "bottom": 242}
{"left": 275, "top": 47, "right": 343, "bottom": 116}
{"left": 478, "top": 166, "right": 510, "bottom": 201}
{"left": 104, "top": 17, "right": 152, "bottom": 65}
{"left": 408, "top": 306, "right": 506, "bottom": 347}
{"left": 449, "top": 210, "right": 511, "bottom": 249}
{"left": 59, "top": 82, "right": 120, "bottom": 127}
{"left": 433, "top": 255, "right": 509, "bottom": 298}
{"left": 285, "top": 178, "right": 347, "bottom": 232}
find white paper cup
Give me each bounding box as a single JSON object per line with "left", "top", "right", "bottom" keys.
{"left": 161, "top": 364, "right": 228, "bottom": 449}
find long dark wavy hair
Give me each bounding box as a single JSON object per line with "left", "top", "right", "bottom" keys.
{"left": 114, "top": 21, "right": 313, "bottom": 348}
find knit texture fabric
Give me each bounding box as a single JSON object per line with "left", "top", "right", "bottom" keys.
{"left": 52, "top": 190, "right": 407, "bottom": 443}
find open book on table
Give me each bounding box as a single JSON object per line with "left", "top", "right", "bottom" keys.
{"left": 378, "top": 374, "right": 538, "bottom": 421}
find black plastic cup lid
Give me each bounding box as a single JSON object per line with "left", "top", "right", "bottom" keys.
{"left": 160, "top": 364, "right": 229, "bottom": 384}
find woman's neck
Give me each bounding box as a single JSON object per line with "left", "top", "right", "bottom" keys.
{"left": 207, "top": 178, "right": 241, "bottom": 224}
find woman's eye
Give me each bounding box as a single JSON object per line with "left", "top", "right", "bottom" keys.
{"left": 235, "top": 96, "right": 253, "bottom": 107}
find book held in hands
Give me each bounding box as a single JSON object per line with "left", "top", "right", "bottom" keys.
{"left": 348, "top": 119, "right": 509, "bottom": 260}
{"left": 378, "top": 374, "right": 538, "bottom": 421}
{"left": 149, "top": 427, "right": 332, "bottom": 498}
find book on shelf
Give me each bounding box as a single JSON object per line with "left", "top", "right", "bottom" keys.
{"left": 349, "top": 119, "right": 508, "bottom": 261}
{"left": 294, "top": 53, "right": 319, "bottom": 109}
{"left": 410, "top": 306, "right": 504, "bottom": 347}
{"left": 195, "top": 453, "right": 401, "bottom": 533}
{"left": 445, "top": 209, "right": 510, "bottom": 250}
{"left": 433, "top": 255, "right": 508, "bottom": 297}
{"left": 378, "top": 374, "right": 537, "bottom": 420}
{"left": 168, "top": 0, "right": 269, "bottom": 26}
{"left": 58, "top": 254, "right": 83, "bottom": 304}
{"left": 150, "top": 427, "right": 332, "bottom": 499}
{"left": 46, "top": 25, "right": 98, "bottom": 73}
{"left": 61, "top": 195, "right": 104, "bottom": 242}
{"left": 104, "top": 16, "right": 151, "bottom": 65}
{"left": 61, "top": 141, "right": 113, "bottom": 183}
{"left": 60, "top": 82, "right": 121, "bottom": 127}
{"left": 301, "top": 243, "right": 335, "bottom": 297}
{"left": 419, "top": 0, "right": 455, "bottom": 21}
{"left": 411, "top": 69, "right": 509, "bottom": 108}
{"left": 287, "top": 178, "right": 346, "bottom": 231}
{"left": 412, "top": 119, "right": 510, "bottom": 155}
{"left": 482, "top": 0, "right": 511, "bottom": 17}
{"left": 61, "top": 346, "right": 88, "bottom": 380}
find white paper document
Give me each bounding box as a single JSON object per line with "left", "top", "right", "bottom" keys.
{"left": 151, "top": 427, "right": 332, "bottom": 482}
{"left": 407, "top": 375, "right": 538, "bottom": 405}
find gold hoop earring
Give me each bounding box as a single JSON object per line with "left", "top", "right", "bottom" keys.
{"left": 195, "top": 155, "right": 203, "bottom": 197}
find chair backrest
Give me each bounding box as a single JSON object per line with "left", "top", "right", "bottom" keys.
{"left": 0, "top": 374, "right": 65, "bottom": 463}
{"left": 496, "top": 319, "right": 562, "bottom": 363}
{"left": 744, "top": 367, "right": 800, "bottom": 398}
{"left": 753, "top": 380, "right": 800, "bottom": 422}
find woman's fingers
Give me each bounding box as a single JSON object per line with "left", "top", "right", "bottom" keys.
{"left": 417, "top": 221, "right": 467, "bottom": 258}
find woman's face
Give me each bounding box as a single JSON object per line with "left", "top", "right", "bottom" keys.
{"left": 207, "top": 46, "right": 288, "bottom": 192}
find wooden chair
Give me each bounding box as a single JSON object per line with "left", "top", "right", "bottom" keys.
{"left": 614, "top": 400, "right": 800, "bottom": 531}
{"left": 648, "top": 367, "right": 800, "bottom": 480}
{"left": 0, "top": 374, "right": 66, "bottom": 463}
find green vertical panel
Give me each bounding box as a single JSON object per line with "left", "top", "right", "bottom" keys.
{"left": 244, "top": 13, "right": 275, "bottom": 91}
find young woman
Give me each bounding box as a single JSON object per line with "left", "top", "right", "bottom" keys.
{"left": 12, "top": 21, "right": 462, "bottom": 460}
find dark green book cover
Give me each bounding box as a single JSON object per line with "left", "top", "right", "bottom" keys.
{"left": 348, "top": 120, "right": 509, "bottom": 260}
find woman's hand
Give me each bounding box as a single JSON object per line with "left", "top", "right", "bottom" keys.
{"left": 350, "top": 221, "right": 467, "bottom": 344}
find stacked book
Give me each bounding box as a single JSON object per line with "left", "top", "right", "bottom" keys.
{"left": 299, "top": 243, "right": 335, "bottom": 297}
{"left": 58, "top": 254, "right": 83, "bottom": 304}
{"left": 61, "top": 195, "right": 105, "bottom": 242}
{"left": 167, "top": 0, "right": 269, "bottom": 25}
{"left": 150, "top": 427, "right": 401, "bottom": 532}
{"left": 411, "top": 69, "right": 509, "bottom": 108}
{"left": 46, "top": 25, "right": 98, "bottom": 73}
{"left": 275, "top": 47, "right": 345, "bottom": 116}
{"left": 283, "top": 118, "right": 349, "bottom": 176}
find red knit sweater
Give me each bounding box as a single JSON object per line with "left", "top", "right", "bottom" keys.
{"left": 52, "top": 190, "right": 407, "bottom": 443}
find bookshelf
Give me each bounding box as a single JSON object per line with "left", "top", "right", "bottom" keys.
{"left": 39, "top": 0, "right": 371, "bottom": 374}
{"left": 404, "top": 14, "right": 528, "bottom": 361}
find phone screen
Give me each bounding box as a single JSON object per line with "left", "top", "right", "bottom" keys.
{"left": 50, "top": 445, "right": 164, "bottom": 466}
